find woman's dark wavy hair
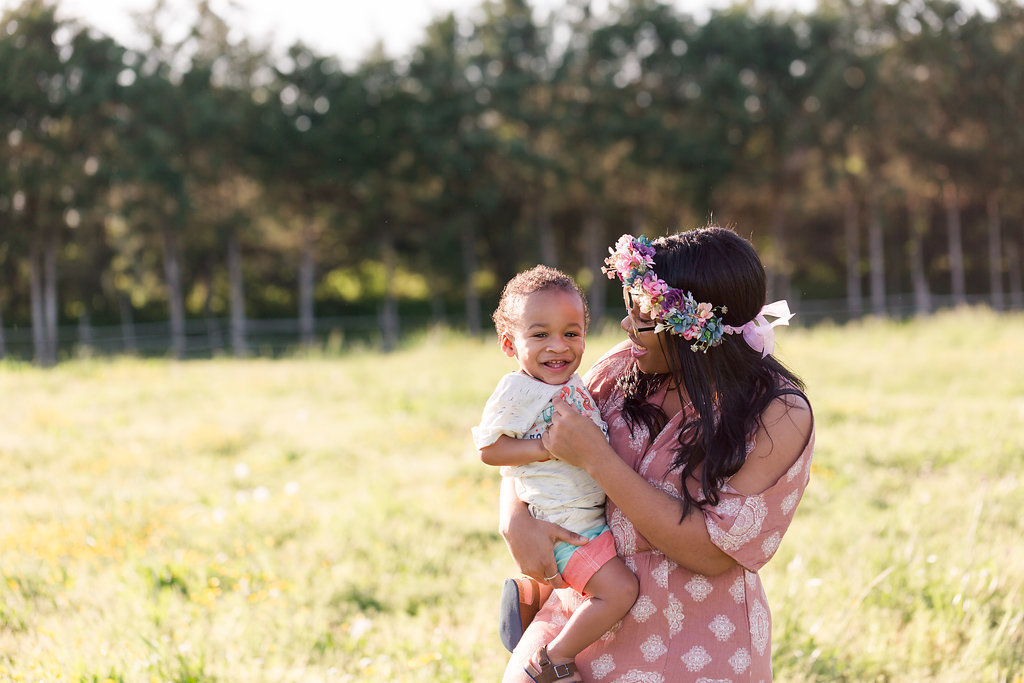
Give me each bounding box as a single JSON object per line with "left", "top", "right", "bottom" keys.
{"left": 617, "top": 226, "right": 806, "bottom": 519}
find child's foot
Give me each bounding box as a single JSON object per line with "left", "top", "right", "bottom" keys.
{"left": 524, "top": 645, "right": 580, "bottom": 682}
{"left": 500, "top": 576, "right": 550, "bottom": 652}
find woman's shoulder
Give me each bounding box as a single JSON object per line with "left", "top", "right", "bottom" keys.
{"left": 582, "top": 340, "right": 633, "bottom": 390}
{"left": 728, "top": 389, "right": 813, "bottom": 496}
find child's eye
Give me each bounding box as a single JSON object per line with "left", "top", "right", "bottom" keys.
{"left": 533, "top": 332, "right": 548, "bottom": 338}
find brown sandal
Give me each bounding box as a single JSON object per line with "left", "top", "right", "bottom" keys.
{"left": 524, "top": 645, "right": 579, "bottom": 682}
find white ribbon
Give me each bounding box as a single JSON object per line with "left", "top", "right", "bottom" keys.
{"left": 722, "top": 300, "right": 794, "bottom": 358}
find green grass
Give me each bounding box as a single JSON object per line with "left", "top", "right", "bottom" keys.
{"left": 0, "top": 310, "right": 1022, "bottom": 681}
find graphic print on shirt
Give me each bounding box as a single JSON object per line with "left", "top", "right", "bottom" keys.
{"left": 538, "top": 382, "right": 606, "bottom": 437}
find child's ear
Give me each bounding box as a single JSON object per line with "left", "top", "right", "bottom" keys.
{"left": 500, "top": 334, "right": 516, "bottom": 358}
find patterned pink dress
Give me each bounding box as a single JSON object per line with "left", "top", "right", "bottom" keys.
{"left": 503, "top": 343, "right": 814, "bottom": 682}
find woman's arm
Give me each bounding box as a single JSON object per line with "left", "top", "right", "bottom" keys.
{"left": 567, "top": 435, "right": 737, "bottom": 575}
{"left": 543, "top": 395, "right": 812, "bottom": 575}
{"left": 725, "top": 393, "right": 812, "bottom": 495}
{"left": 498, "top": 476, "right": 589, "bottom": 588}
{"left": 479, "top": 435, "right": 549, "bottom": 467}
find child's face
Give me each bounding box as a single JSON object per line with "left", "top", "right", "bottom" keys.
{"left": 500, "top": 288, "right": 586, "bottom": 385}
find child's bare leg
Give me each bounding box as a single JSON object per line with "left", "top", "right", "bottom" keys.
{"left": 544, "top": 557, "right": 639, "bottom": 666}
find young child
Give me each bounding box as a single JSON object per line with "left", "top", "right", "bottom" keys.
{"left": 473, "top": 265, "right": 639, "bottom": 682}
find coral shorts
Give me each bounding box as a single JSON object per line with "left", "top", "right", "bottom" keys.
{"left": 557, "top": 528, "right": 617, "bottom": 596}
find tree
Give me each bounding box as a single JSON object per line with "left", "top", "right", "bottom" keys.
{"left": 258, "top": 44, "right": 352, "bottom": 348}
{"left": 0, "top": 1, "right": 75, "bottom": 364}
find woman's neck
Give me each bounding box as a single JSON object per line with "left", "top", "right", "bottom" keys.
{"left": 659, "top": 379, "right": 688, "bottom": 419}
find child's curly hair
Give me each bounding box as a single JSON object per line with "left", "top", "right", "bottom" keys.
{"left": 492, "top": 265, "right": 590, "bottom": 340}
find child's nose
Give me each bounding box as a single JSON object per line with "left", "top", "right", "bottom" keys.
{"left": 548, "top": 337, "right": 569, "bottom": 351}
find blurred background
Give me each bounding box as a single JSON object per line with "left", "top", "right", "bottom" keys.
{"left": 0, "top": 0, "right": 1019, "bottom": 365}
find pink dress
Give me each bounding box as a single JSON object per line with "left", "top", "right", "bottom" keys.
{"left": 504, "top": 343, "right": 815, "bottom": 682}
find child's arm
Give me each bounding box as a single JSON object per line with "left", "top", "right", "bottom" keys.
{"left": 479, "top": 435, "right": 550, "bottom": 466}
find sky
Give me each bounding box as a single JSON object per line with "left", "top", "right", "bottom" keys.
{"left": 0, "top": 0, "right": 823, "bottom": 66}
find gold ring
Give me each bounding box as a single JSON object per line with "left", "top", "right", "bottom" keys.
{"left": 543, "top": 573, "right": 559, "bottom": 581}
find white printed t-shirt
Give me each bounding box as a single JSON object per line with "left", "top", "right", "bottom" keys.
{"left": 473, "top": 372, "right": 609, "bottom": 534}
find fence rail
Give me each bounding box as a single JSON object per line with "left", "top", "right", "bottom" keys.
{"left": 0, "top": 293, "right": 1016, "bottom": 362}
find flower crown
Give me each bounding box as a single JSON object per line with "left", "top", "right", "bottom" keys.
{"left": 602, "top": 233, "right": 795, "bottom": 355}
{"left": 602, "top": 234, "right": 728, "bottom": 352}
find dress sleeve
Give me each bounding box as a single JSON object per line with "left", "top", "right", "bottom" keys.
{"left": 702, "top": 430, "right": 815, "bottom": 572}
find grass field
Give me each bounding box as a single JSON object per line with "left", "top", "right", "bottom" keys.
{"left": 0, "top": 309, "right": 1022, "bottom": 682}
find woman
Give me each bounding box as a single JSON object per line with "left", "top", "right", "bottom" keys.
{"left": 501, "top": 227, "right": 814, "bottom": 682}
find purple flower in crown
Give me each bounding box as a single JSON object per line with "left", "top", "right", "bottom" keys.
{"left": 632, "top": 235, "right": 656, "bottom": 260}
{"left": 661, "top": 288, "right": 685, "bottom": 313}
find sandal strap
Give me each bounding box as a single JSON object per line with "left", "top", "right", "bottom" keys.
{"left": 525, "top": 646, "right": 578, "bottom": 682}
{"left": 521, "top": 577, "right": 542, "bottom": 611}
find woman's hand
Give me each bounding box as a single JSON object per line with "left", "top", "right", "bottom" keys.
{"left": 541, "top": 397, "right": 610, "bottom": 470}
{"left": 499, "top": 477, "right": 587, "bottom": 588}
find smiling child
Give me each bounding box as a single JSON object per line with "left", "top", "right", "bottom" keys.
{"left": 473, "top": 265, "right": 638, "bottom": 683}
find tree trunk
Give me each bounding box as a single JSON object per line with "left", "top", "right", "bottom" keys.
{"left": 987, "top": 192, "right": 1004, "bottom": 311}
{"left": 907, "top": 194, "right": 931, "bottom": 316}
{"left": 162, "top": 225, "right": 186, "bottom": 359}
{"left": 40, "top": 231, "right": 59, "bottom": 366}
{"left": 227, "top": 231, "right": 247, "bottom": 357}
{"left": 537, "top": 193, "right": 557, "bottom": 268}
{"left": 29, "top": 235, "right": 47, "bottom": 365}
{"left": 867, "top": 183, "right": 886, "bottom": 316}
{"left": 77, "top": 311, "right": 93, "bottom": 357}
{"left": 118, "top": 291, "right": 137, "bottom": 354}
{"left": 1007, "top": 241, "right": 1022, "bottom": 310}
{"left": 379, "top": 228, "right": 399, "bottom": 353}
{"left": 298, "top": 214, "right": 315, "bottom": 347}
{"left": 202, "top": 275, "right": 223, "bottom": 354}
{"left": 583, "top": 211, "right": 606, "bottom": 331}
{"left": 631, "top": 204, "right": 645, "bottom": 237}
{"left": 767, "top": 190, "right": 789, "bottom": 302}
{"left": 461, "top": 220, "right": 481, "bottom": 337}
{"left": 943, "top": 182, "right": 966, "bottom": 307}
{"left": 843, "top": 183, "right": 863, "bottom": 318}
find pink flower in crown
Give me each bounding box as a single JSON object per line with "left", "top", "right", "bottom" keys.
{"left": 613, "top": 235, "right": 634, "bottom": 253}
{"left": 619, "top": 252, "right": 647, "bottom": 275}
{"left": 605, "top": 235, "right": 657, "bottom": 283}
{"left": 640, "top": 272, "right": 668, "bottom": 298}
{"left": 695, "top": 302, "right": 714, "bottom": 320}
{"left": 636, "top": 273, "right": 668, "bottom": 313}
{"left": 683, "top": 324, "right": 704, "bottom": 340}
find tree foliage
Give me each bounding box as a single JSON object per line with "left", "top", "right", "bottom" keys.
{"left": 1, "top": 0, "right": 1022, "bottom": 361}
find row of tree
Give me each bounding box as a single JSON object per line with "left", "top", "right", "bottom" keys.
{"left": 2, "top": 0, "right": 1023, "bottom": 364}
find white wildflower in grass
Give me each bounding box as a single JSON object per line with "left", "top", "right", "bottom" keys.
{"left": 284, "top": 481, "right": 300, "bottom": 496}
{"left": 253, "top": 486, "right": 270, "bottom": 502}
